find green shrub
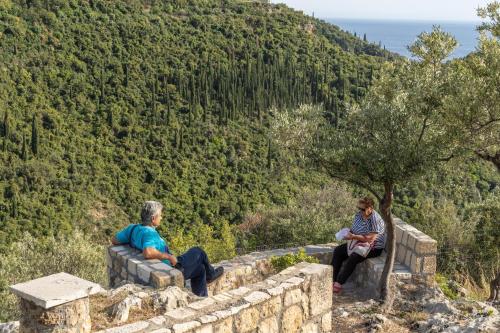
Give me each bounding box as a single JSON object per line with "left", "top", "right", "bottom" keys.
{"left": 238, "top": 183, "right": 355, "bottom": 251}
{"left": 166, "top": 220, "right": 236, "bottom": 264}
{"left": 0, "top": 232, "right": 107, "bottom": 322}
{"left": 270, "top": 248, "right": 319, "bottom": 272}
{"left": 435, "top": 273, "right": 459, "bottom": 300}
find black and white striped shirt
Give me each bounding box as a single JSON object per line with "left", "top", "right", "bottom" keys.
{"left": 351, "top": 210, "right": 386, "bottom": 249}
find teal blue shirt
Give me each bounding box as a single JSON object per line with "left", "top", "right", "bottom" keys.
{"left": 115, "top": 224, "right": 172, "bottom": 266}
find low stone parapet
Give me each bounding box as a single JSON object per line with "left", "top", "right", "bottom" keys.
{"left": 95, "top": 262, "right": 334, "bottom": 333}
{"left": 107, "top": 245, "right": 184, "bottom": 289}
{"left": 208, "top": 244, "right": 336, "bottom": 295}
{"left": 107, "top": 243, "right": 338, "bottom": 293}
{"left": 394, "top": 218, "right": 437, "bottom": 279}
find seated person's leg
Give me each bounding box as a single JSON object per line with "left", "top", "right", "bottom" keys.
{"left": 190, "top": 265, "right": 208, "bottom": 297}
{"left": 332, "top": 243, "right": 348, "bottom": 282}
{"left": 335, "top": 253, "right": 366, "bottom": 285}
{"left": 177, "top": 247, "right": 216, "bottom": 279}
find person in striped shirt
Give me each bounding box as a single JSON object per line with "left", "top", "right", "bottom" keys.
{"left": 332, "top": 196, "right": 386, "bottom": 293}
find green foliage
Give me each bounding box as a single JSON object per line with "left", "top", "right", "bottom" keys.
{"left": 0, "top": 232, "right": 107, "bottom": 322}
{"left": 0, "top": 0, "right": 388, "bottom": 252}
{"left": 270, "top": 248, "right": 319, "bottom": 272}
{"left": 435, "top": 273, "right": 459, "bottom": 300}
{"left": 238, "top": 183, "right": 355, "bottom": 250}
{"left": 167, "top": 220, "right": 236, "bottom": 263}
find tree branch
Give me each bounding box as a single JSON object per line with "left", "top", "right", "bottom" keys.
{"left": 472, "top": 117, "right": 500, "bottom": 132}
{"left": 475, "top": 149, "right": 500, "bottom": 171}
{"left": 318, "top": 160, "right": 382, "bottom": 201}
{"left": 417, "top": 115, "right": 429, "bottom": 144}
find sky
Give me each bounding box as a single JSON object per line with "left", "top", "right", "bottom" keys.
{"left": 271, "top": 0, "right": 491, "bottom": 22}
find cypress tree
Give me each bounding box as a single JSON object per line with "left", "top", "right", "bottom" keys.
{"left": 107, "top": 107, "right": 113, "bottom": 127}
{"left": 179, "top": 126, "right": 184, "bottom": 150}
{"left": 124, "top": 63, "right": 129, "bottom": 87}
{"left": 100, "top": 67, "right": 105, "bottom": 103}
{"left": 267, "top": 138, "right": 272, "bottom": 170}
{"left": 166, "top": 108, "right": 171, "bottom": 127}
{"left": 21, "top": 134, "right": 27, "bottom": 161}
{"left": 31, "top": 114, "right": 38, "bottom": 156}
{"left": 173, "top": 128, "right": 178, "bottom": 148}
{"left": 363, "top": 33, "right": 367, "bottom": 42}
{"left": 11, "top": 195, "right": 18, "bottom": 218}
{"left": 2, "top": 111, "right": 9, "bottom": 138}
{"left": 152, "top": 82, "right": 157, "bottom": 118}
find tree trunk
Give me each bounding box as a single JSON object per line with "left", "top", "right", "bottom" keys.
{"left": 378, "top": 182, "right": 395, "bottom": 311}
{"left": 488, "top": 271, "right": 499, "bottom": 303}
{"left": 475, "top": 150, "right": 500, "bottom": 172}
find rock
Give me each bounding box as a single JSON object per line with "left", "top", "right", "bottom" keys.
{"left": 449, "top": 281, "right": 468, "bottom": 297}
{"left": 109, "top": 283, "right": 146, "bottom": 297}
{"left": 110, "top": 295, "right": 143, "bottom": 323}
{"left": 0, "top": 321, "right": 19, "bottom": 333}
{"left": 373, "top": 314, "right": 387, "bottom": 323}
{"left": 151, "top": 286, "right": 189, "bottom": 312}
{"left": 425, "top": 299, "right": 458, "bottom": 314}
{"left": 110, "top": 297, "right": 132, "bottom": 323}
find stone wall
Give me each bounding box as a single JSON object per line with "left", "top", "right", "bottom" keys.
{"left": 95, "top": 262, "right": 333, "bottom": 333}
{"left": 394, "top": 218, "right": 437, "bottom": 278}
{"left": 108, "top": 217, "right": 437, "bottom": 296}
{"left": 107, "top": 246, "right": 184, "bottom": 289}
{"left": 107, "top": 243, "right": 337, "bottom": 293}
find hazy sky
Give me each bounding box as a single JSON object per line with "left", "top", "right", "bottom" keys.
{"left": 271, "top": 0, "right": 490, "bottom": 22}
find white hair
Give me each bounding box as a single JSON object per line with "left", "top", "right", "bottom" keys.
{"left": 141, "top": 201, "right": 163, "bottom": 225}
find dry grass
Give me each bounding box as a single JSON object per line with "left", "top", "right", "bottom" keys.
{"left": 461, "top": 274, "right": 491, "bottom": 300}
{"left": 89, "top": 292, "right": 160, "bottom": 331}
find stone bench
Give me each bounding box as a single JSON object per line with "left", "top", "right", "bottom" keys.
{"left": 348, "top": 218, "right": 437, "bottom": 294}
{"left": 107, "top": 245, "right": 184, "bottom": 289}
{"left": 107, "top": 218, "right": 437, "bottom": 297}
{"left": 107, "top": 243, "right": 337, "bottom": 293}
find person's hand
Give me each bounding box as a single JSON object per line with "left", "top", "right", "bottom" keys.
{"left": 168, "top": 254, "right": 178, "bottom": 266}
{"left": 345, "top": 232, "right": 355, "bottom": 240}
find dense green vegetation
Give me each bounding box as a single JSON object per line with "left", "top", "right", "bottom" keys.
{"left": 0, "top": 0, "right": 394, "bottom": 320}
{"left": 0, "top": 0, "right": 392, "bottom": 251}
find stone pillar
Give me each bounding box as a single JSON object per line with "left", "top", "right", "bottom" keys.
{"left": 10, "top": 272, "right": 102, "bottom": 333}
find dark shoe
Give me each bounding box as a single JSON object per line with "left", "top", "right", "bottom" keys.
{"left": 207, "top": 267, "right": 224, "bottom": 284}
{"left": 174, "top": 262, "right": 185, "bottom": 274}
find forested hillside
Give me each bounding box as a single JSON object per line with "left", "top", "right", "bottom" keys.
{"left": 0, "top": 0, "right": 393, "bottom": 250}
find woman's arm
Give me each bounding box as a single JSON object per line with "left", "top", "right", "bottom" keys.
{"left": 143, "top": 247, "right": 178, "bottom": 266}
{"left": 346, "top": 232, "right": 378, "bottom": 243}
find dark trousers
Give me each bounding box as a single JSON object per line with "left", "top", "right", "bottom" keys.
{"left": 332, "top": 243, "right": 383, "bottom": 284}
{"left": 177, "top": 247, "right": 216, "bottom": 297}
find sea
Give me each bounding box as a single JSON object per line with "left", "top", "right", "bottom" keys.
{"left": 325, "top": 18, "right": 480, "bottom": 59}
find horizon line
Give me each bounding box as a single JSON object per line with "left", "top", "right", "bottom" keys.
{"left": 318, "top": 16, "right": 482, "bottom": 24}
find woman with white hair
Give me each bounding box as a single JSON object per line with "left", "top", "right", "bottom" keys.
{"left": 112, "top": 201, "right": 224, "bottom": 296}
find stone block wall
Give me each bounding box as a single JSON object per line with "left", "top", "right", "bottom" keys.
{"left": 107, "top": 243, "right": 337, "bottom": 293}
{"left": 394, "top": 218, "right": 437, "bottom": 279}
{"left": 107, "top": 217, "right": 437, "bottom": 298}
{"left": 209, "top": 244, "right": 336, "bottom": 295}
{"left": 107, "top": 246, "right": 184, "bottom": 289}
{"left": 95, "top": 262, "right": 334, "bottom": 333}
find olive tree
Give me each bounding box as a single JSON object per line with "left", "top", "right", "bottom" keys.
{"left": 444, "top": 2, "right": 500, "bottom": 170}
{"left": 271, "top": 27, "right": 458, "bottom": 309}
